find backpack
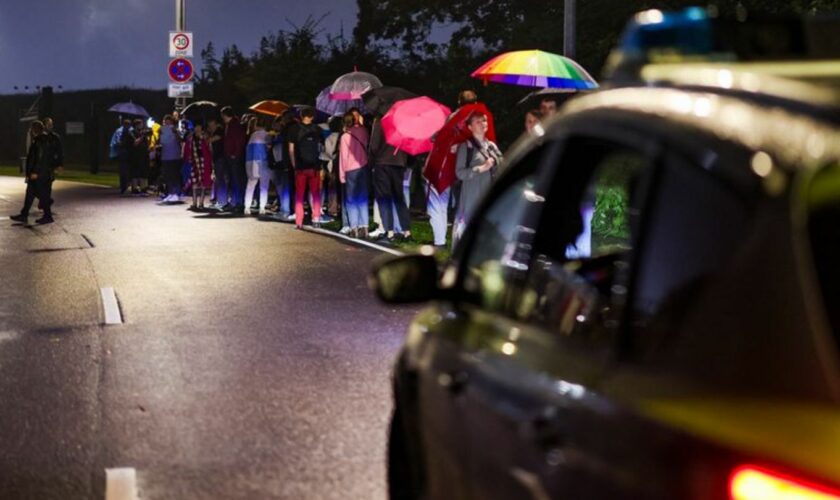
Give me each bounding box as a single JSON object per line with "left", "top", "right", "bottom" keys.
{"left": 298, "top": 126, "right": 321, "bottom": 166}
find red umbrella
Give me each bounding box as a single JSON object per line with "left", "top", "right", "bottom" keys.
{"left": 381, "top": 97, "right": 451, "bottom": 156}
{"left": 422, "top": 103, "right": 496, "bottom": 193}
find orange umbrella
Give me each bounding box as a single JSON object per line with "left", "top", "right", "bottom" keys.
{"left": 249, "top": 100, "right": 290, "bottom": 117}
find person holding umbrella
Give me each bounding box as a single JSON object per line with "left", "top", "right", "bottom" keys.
{"left": 423, "top": 89, "right": 496, "bottom": 247}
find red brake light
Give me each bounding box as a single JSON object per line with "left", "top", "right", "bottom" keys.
{"left": 730, "top": 465, "right": 840, "bottom": 500}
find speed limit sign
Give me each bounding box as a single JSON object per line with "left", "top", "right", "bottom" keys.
{"left": 169, "top": 31, "right": 193, "bottom": 57}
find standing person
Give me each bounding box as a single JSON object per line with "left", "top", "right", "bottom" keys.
{"left": 40, "top": 118, "right": 63, "bottom": 210}
{"left": 423, "top": 90, "right": 496, "bottom": 247}
{"left": 117, "top": 118, "right": 134, "bottom": 195}
{"left": 159, "top": 115, "right": 183, "bottom": 203}
{"left": 289, "top": 107, "right": 323, "bottom": 228}
{"left": 268, "top": 115, "right": 292, "bottom": 218}
{"left": 183, "top": 122, "right": 213, "bottom": 209}
{"left": 369, "top": 115, "right": 411, "bottom": 241}
{"left": 243, "top": 117, "right": 271, "bottom": 215}
{"left": 10, "top": 121, "right": 59, "bottom": 224}
{"left": 454, "top": 111, "right": 502, "bottom": 245}
{"left": 206, "top": 118, "right": 226, "bottom": 209}
{"left": 221, "top": 106, "right": 247, "bottom": 214}
{"left": 339, "top": 112, "right": 370, "bottom": 238}
{"left": 322, "top": 117, "right": 342, "bottom": 220}
{"left": 130, "top": 118, "right": 150, "bottom": 195}
{"left": 524, "top": 109, "right": 543, "bottom": 136}
{"left": 539, "top": 96, "right": 559, "bottom": 119}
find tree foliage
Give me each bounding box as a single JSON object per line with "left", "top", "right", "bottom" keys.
{"left": 203, "top": 1, "right": 840, "bottom": 145}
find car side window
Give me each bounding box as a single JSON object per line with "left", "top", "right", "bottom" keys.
{"left": 631, "top": 151, "right": 753, "bottom": 356}
{"left": 519, "top": 137, "right": 652, "bottom": 355}
{"left": 460, "top": 148, "right": 544, "bottom": 315}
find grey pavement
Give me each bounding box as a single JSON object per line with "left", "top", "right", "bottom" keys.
{"left": 0, "top": 176, "right": 415, "bottom": 499}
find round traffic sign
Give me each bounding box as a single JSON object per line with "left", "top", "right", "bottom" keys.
{"left": 172, "top": 33, "right": 190, "bottom": 51}
{"left": 168, "top": 58, "right": 193, "bottom": 83}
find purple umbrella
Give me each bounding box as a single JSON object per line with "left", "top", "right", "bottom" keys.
{"left": 329, "top": 70, "right": 383, "bottom": 101}
{"left": 107, "top": 102, "right": 149, "bottom": 117}
{"left": 316, "top": 86, "right": 367, "bottom": 116}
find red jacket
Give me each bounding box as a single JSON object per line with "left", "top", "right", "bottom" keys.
{"left": 423, "top": 103, "right": 496, "bottom": 193}
{"left": 223, "top": 117, "right": 247, "bottom": 158}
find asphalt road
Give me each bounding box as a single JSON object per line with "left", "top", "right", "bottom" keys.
{"left": 0, "top": 176, "right": 416, "bottom": 500}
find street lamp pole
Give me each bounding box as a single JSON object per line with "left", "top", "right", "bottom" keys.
{"left": 564, "top": 0, "right": 577, "bottom": 59}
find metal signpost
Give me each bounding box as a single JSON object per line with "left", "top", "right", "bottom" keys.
{"left": 171, "top": 0, "right": 190, "bottom": 111}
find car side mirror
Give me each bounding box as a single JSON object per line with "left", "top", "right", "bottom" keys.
{"left": 369, "top": 254, "right": 441, "bottom": 304}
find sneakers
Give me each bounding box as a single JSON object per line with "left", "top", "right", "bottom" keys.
{"left": 358, "top": 227, "right": 368, "bottom": 239}
{"left": 258, "top": 209, "right": 267, "bottom": 216}
{"left": 285, "top": 213, "right": 296, "bottom": 222}
{"left": 369, "top": 227, "right": 385, "bottom": 239}
{"left": 35, "top": 216, "right": 54, "bottom": 225}
{"left": 9, "top": 214, "right": 27, "bottom": 223}
{"left": 339, "top": 226, "right": 352, "bottom": 235}
{"left": 243, "top": 207, "right": 252, "bottom": 215}
{"left": 319, "top": 214, "right": 335, "bottom": 223}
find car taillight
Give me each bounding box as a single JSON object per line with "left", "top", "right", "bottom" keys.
{"left": 730, "top": 465, "right": 840, "bottom": 500}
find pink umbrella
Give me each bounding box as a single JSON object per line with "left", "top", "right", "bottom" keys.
{"left": 381, "top": 96, "right": 451, "bottom": 155}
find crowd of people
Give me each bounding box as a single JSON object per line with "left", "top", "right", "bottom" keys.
{"left": 11, "top": 90, "right": 562, "bottom": 247}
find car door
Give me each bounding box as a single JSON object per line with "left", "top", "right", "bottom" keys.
{"left": 409, "top": 149, "right": 546, "bottom": 500}
{"left": 455, "top": 128, "right": 662, "bottom": 500}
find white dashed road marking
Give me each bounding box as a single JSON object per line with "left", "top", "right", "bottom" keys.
{"left": 105, "top": 467, "right": 138, "bottom": 500}
{"left": 0, "top": 330, "right": 19, "bottom": 343}
{"left": 100, "top": 287, "right": 123, "bottom": 325}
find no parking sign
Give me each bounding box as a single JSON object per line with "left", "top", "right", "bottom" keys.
{"left": 168, "top": 58, "right": 194, "bottom": 83}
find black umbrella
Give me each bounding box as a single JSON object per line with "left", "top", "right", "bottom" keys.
{"left": 516, "top": 87, "right": 585, "bottom": 108}
{"left": 181, "top": 100, "right": 220, "bottom": 124}
{"left": 362, "top": 86, "right": 417, "bottom": 117}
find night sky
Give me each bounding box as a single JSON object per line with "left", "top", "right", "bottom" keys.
{"left": 0, "top": 0, "right": 358, "bottom": 92}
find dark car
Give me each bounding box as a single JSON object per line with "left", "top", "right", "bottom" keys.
{"left": 371, "top": 9, "right": 840, "bottom": 500}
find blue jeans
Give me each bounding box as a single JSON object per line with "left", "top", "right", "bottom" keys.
{"left": 213, "top": 157, "right": 227, "bottom": 205}
{"left": 345, "top": 167, "right": 369, "bottom": 229}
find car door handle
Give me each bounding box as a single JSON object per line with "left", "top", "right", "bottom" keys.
{"left": 437, "top": 370, "right": 469, "bottom": 395}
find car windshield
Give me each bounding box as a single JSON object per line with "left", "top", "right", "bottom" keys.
{"left": 806, "top": 163, "right": 840, "bottom": 349}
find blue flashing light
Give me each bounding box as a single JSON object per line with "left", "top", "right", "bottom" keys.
{"left": 619, "top": 7, "right": 714, "bottom": 56}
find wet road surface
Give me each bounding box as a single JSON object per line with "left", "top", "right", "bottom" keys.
{"left": 0, "top": 176, "right": 415, "bottom": 499}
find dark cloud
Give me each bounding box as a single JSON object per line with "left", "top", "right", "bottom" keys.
{"left": 0, "top": 0, "right": 358, "bottom": 92}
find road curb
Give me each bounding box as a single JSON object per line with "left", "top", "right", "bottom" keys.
{"left": 302, "top": 226, "right": 405, "bottom": 257}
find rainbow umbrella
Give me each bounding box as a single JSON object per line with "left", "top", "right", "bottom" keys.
{"left": 381, "top": 97, "right": 451, "bottom": 156}
{"left": 471, "top": 49, "right": 598, "bottom": 89}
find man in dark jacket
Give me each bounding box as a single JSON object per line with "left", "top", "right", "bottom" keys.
{"left": 369, "top": 116, "right": 411, "bottom": 240}
{"left": 10, "top": 121, "right": 60, "bottom": 224}
{"left": 221, "top": 106, "right": 247, "bottom": 213}
{"left": 40, "top": 117, "right": 63, "bottom": 210}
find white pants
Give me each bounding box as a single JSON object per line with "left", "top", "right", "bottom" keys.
{"left": 244, "top": 163, "right": 275, "bottom": 211}
{"left": 426, "top": 184, "right": 450, "bottom": 246}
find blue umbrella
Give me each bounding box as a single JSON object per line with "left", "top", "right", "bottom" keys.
{"left": 108, "top": 102, "right": 149, "bottom": 117}
{"left": 316, "top": 86, "right": 367, "bottom": 116}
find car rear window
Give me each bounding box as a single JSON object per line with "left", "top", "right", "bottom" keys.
{"left": 806, "top": 163, "right": 840, "bottom": 346}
